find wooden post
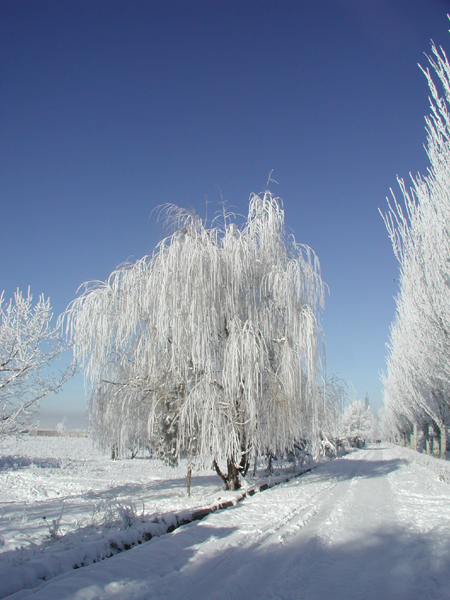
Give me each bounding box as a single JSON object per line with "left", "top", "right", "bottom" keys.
{"left": 111, "top": 442, "right": 118, "bottom": 460}
{"left": 186, "top": 465, "right": 192, "bottom": 497}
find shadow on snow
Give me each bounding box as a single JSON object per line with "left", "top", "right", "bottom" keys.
{"left": 38, "top": 514, "right": 450, "bottom": 600}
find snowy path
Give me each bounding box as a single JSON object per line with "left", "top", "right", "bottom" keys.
{"left": 10, "top": 444, "right": 450, "bottom": 600}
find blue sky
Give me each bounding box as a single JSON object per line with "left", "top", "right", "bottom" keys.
{"left": 1, "top": 0, "right": 449, "bottom": 428}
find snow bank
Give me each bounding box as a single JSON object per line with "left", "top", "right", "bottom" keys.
{"left": 384, "top": 441, "right": 450, "bottom": 483}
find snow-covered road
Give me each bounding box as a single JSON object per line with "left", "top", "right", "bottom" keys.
{"left": 10, "top": 444, "right": 450, "bottom": 600}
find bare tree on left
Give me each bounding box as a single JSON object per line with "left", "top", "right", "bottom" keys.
{"left": 0, "top": 289, "right": 74, "bottom": 437}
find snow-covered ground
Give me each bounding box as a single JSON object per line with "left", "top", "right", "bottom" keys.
{"left": 0, "top": 435, "right": 309, "bottom": 598}
{"left": 0, "top": 436, "right": 221, "bottom": 556}
{"left": 2, "top": 439, "right": 450, "bottom": 599}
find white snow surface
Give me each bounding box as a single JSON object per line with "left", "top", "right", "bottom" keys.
{"left": 0, "top": 436, "right": 219, "bottom": 551}
{"left": 2, "top": 439, "right": 450, "bottom": 599}
{"left": 0, "top": 436, "right": 312, "bottom": 598}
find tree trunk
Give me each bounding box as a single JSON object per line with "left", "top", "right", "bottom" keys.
{"left": 252, "top": 453, "right": 258, "bottom": 477}
{"left": 226, "top": 461, "right": 241, "bottom": 490}
{"left": 406, "top": 428, "right": 411, "bottom": 449}
{"left": 239, "top": 451, "right": 250, "bottom": 477}
{"left": 411, "top": 422, "right": 418, "bottom": 451}
{"left": 423, "top": 425, "right": 430, "bottom": 455}
{"left": 213, "top": 458, "right": 244, "bottom": 490}
{"left": 440, "top": 427, "right": 447, "bottom": 460}
{"left": 432, "top": 431, "right": 440, "bottom": 458}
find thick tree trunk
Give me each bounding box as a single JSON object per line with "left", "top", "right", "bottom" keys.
{"left": 226, "top": 461, "right": 241, "bottom": 490}
{"left": 212, "top": 425, "right": 250, "bottom": 490}
{"left": 213, "top": 459, "right": 240, "bottom": 490}
{"left": 213, "top": 453, "right": 249, "bottom": 490}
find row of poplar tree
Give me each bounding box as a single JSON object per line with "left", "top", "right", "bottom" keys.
{"left": 381, "top": 32, "right": 450, "bottom": 459}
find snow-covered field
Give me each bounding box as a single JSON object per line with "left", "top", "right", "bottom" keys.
{"left": 0, "top": 435, "right": 308, "bottom": 598}
{"left": 2, "top": 437, "right": 450, "bottom": 599}
{"left": 0, "top": 436, "right": 221, "bottom": 555}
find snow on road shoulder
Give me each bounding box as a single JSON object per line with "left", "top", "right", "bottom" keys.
{"left": 5, "top": 443, "right": 450, "bottom": 600}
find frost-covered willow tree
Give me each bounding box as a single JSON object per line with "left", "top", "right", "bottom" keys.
{"left": 381, "top": 32, "right": 450, "bottom": 457}
{"left": 64, "top": 192, "right": 325, "bottom": 488}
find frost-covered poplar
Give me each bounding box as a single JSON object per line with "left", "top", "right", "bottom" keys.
{"left": 381, "top": 31, "right": 450, "bottom": 457}
{"left": 65, "top": 192, "right": 325, "bottom": 489}
{"left": 0, "top": 289, "right": 73, "bottom": 437}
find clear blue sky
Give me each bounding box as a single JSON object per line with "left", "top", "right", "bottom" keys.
{"left": 1, "top": 0, "right": 449, "bottom": 428}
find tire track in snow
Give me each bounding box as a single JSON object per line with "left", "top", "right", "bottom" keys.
{"left": 135, "top": 471, "right": 350, "bottom": 600}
